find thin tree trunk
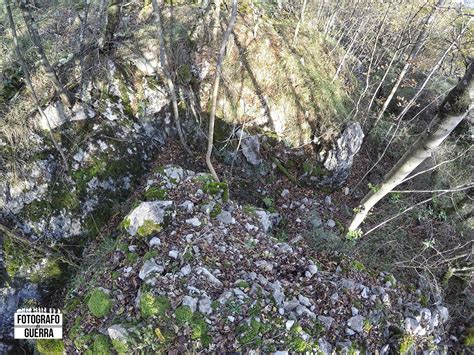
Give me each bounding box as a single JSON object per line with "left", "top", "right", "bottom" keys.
{"left": 206, "top": 0, "right": 238, "bottom": 182}
{"left": 371, "top": 0, "right": 446, "bottom": 130}
{"left": 292, "top": 0, "right": 307, "bottom": 45}
{"left": 352, "top": 5, "right": 389, "bottom": 120}
{"left": 212, "top": 0, "right": 221, "bottom": 41}
{"left": 19, "top": 0, "right": 74, "bottom": 108}
{"left": 152, "top": 0, "right": 192, "bottom": 155}
{"left": 6, "top": 0, "right": 69, "bottom": 172}
{"left": 102, "top": 0, "right": 122, "bottom": 51}
{"left": 333, "top": 19, "right": 365, "bottom": 81}
{"left": 348, "top": 61, "right": 473, "bottom": 233}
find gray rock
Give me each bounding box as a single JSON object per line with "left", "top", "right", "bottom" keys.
{"left": 347, "top": 315, "right": 365, "bottom": 333}
{"left": 139, "top": 260, "right": 164, "bottom": 280}
{"left": 318, "top": 315, "right": 334, "bottom": 330}
{"left": 186, "top": 217, "right": 201, "bottom": 227}
{"left": 326, "top": 219, "right": 336, "bottom": 228}
{"left": 182, "top": 295, "right": 198, "bottom": 312}
{"left": 435, "top": 305, "right": 449, "bottom": 324}
{"left": 180, "top": 200, "right": 194, "bottom": 213}
{"left": 298, "top": 294, "right": 312, "bottom": 307}
{"left": 281, "top": 189, "right": 289, "bottom": 198}
{"left": 255, "top": 209, "right": 280, "bottom": 232}
{"left": 198, "top": 296, "right": 212, "bottom": 314}
{"left": 269, "top": 281, "right": 285, "bottom": 306}
{"left": 318, "top": 338, "right": 333, "bottom": 354}
{"left": 322, "top": 122, "right": 364, "bottom": 186}
{"left": 125, "top": 201, "right": 173, "bottom": 236}
{"left": 148, "top": 237, "right": 161, "bottom": 248}
{"left": 286, "top": 320, "right": 295, "bottom": 330}
{"left": 240, "top": 131, "right": 262, "bottom": 165}
{"left": 197, "top": 267, "right": 223, "bottom": 287}
{"left": 36, "top": 101, "right": 69, "bottom": 130}
{"left": 307, "top": 264, "right": 318, "bottom": 275}
{"left": 180, "top": 264, "right": 192, "bottom": 276}
{"left": 216, "top": 211, "right": 235, "bottom": 225}
{"left": 168, "top": 250, "right": 179, "bottom": 259}
{"left": 107, "top": 324, "right": 129, "bottom": 342}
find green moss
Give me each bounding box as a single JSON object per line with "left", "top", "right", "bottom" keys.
{"left": 144, "top": 186, "right": 168, "bottom": 201}
{"left": 36, "top": 339, "right": 64, "bottom": 354}
{"left": 87, "top": 288, "right": 112, "bottom": 318}
{"left": 23, "top": 199, "right": 52, "bottom": 222}
{"left": 126, "top": 252, "right": 138, "bottom": 264}
{"left": 93, "top": 334, "right": 112, "bottom": 354}
{"left": 30, "top": 259, "right": 64, "bottom": 284}
{"left": 203, "top": 181, "right": 229, "bottom": 202}
{"left": 291, "top": 337, "right": 313, "bottom": 352}
{"left": 210, "top": 203, "right": 222, "bottom": 219}
{"left": 111, "top": 339, "right": 129, "bottom": 354}
{"left": 143, "top": 251, "right": 158, "bottom": 261}
{"left": 243, "top": 204, "right": 257, "bottom": 215}
{"left": 464, "top": 327, "right": 474, "bottom": 347}
{"left": 175, "top": 305, "right": 193, "bottom": 324}
{"left": 399, "top": 334, "right": 415, "bottom": 354}
{"left": 140, "top": 292, "right": 170, "bottom": 318}
{"left": 136, "top": 220, "right": 162, "bottom": 237}
{"left": 236, "top": 280, "right": 250, "bottom": 289}
{"left": 351, "top": 260, "right": 366, "bottom": 272}
{"left": 190, "top": 313, "right": 210, "bottom": 344}
{"left": 237, "top": 318, "right": 270, "bottom": 346}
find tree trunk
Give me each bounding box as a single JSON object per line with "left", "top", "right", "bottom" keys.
{"left": 292, "top": 0, "right": 307, "bottom": 45}
{"left": 20, "top": 0, "right": 74, "bottom": 108}
{"left": 206, "top": 0, "right": 238, "bottom": 182}
{"left": 151, "top": 0, "right": 192, "bottom": 155}
{"left": 348, "top": 60, "right": 473, "bottom": 233}
{"left": 6, "top": 0, "right": 69, "bottom": 172}
{"left": 103, "top": 0, "right": 123, "bottom": 51}
{"left": 372, "top": 0, "right": 446, "bottom": 130}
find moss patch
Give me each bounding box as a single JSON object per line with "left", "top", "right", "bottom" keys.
{"left": 93, "top": 334, "right": 112, "bottom": 354}
{"left": 87, "top": 288, "right": 113, "bottom": 318}
{"left": 137, "top": 220, "right": 162, "bottom": 237}
{"left": 140, "top": 292, "right": 170, "bottom": 318}
{"left": 36, "top": 339, "right": 64, "bottom": 354}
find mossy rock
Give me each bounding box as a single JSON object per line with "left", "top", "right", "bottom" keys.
{"left": 111, "top": 339, "right": 129, "bottom": 354}
{"left": 87, "top": 288, "right": 113, "bottom": 318}
{"left": 93, "top": 334, "right": 112, "bottom": 354}
{"left": 139, "top": 292, "right": 170, "bottom": 318}
{"left": 36, "top": 339, "right": 64, "bottom": 354}
{"left": 175, "top": 305, "right": 193, "bottom": 325}
{"left": 136, "top": 220, "right": 162, "bottom": 237}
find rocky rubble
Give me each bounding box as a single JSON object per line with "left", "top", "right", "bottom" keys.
{"left": 63, "top": 165, "right": 455, "bottom": 353}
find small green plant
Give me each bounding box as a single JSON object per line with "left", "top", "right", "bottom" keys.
{"left": 93, "top": 334, "right": 111, "bottom": 354}
{"left": 346, "top": 229, "right": 363, "bottom": 241}
{"left": 140, "top": 292, "right": 170, "bottom": 318}
{"left": 464, "top": 327, "right": 474, "bottom": 346}
{"left": 368, "top": 182, "right": 380, "bottom": 193}
{"left": 36, "top": 339, "right": 64, "bottom": 354}
{"left": 363, "top": 319, "right": 373, "bottom": 333}
{"left": 144, "top": 186, "right": 167, "bottom": 201}
{"left": 389, "top": 192, "right": 402, "bottom": 202}
{"left": 175, "top": 305, "right": 193, "bottom": 324}
{"left": 87, "top": 288, "right": 112, "bottom": 318}
{"left": 399, "top": 334, "right": 415, "bottom": 354}
{"left": 351, "top": 260, "right": 366, "bottom": 272}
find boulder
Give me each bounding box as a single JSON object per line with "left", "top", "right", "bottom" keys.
{"left": 321, "top": 122, "right": 364, "bottom": 186}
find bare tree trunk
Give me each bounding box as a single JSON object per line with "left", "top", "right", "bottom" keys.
{"left": 152, "top": 0, "right": 192, "bottom": 155}
{"left": 102, "top": 0, "right": 123, "bottom": 51}
{"left": 212, "top": 0, "right": 221, "bottom": 41}
{"left": 20, "top": 0, "right": 74, "bottom": 108}
{"left": 348, "top": 61, "right": 473, "bottom": 233}
{"left": 371, "top": 0, "right": 446, "bottom": 130}
{"left": 333, "top": 19, "right": 365, "bottom": 81}
{"left": 206, "top": 0, "right": 238, "bottom": 182}
{"left": 5, "top": 0, "right": 69, "bottom": 172}
{"left": 352, "top": 5, "right": 389, "bottom": 120}
{"left": 292, "top": 0, "right": 307, "bottom": 45}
